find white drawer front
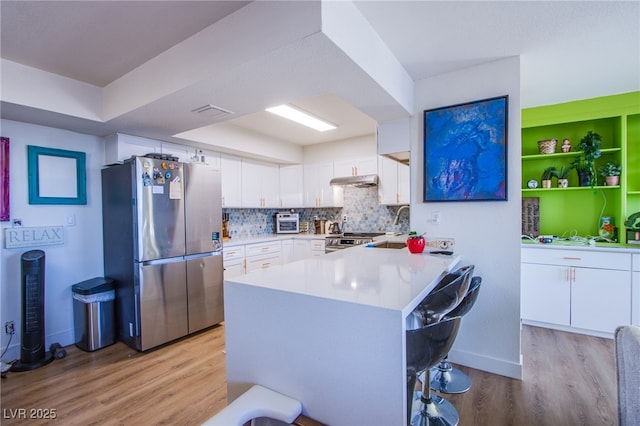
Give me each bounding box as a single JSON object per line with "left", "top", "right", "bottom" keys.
{"left": 310, "top": 240, "right": 326, "bottom": 251}
{"left": 522, "top": 247, "right": 630, "bottom": 270}
{"left": 246, "top": 254, "right": 281, "bottom": 272}
{"left": 633, "top": 253, "right": 640, "bottom": 271}
{"left": 223, "top": 246, "right": 245, "bottom": 261}
{"left": 246, "top": 241, "right": 281, "bottom": 257}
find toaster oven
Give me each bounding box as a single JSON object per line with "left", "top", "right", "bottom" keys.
{"left": 276, "top": 213, "right": 300, "bottom": 234}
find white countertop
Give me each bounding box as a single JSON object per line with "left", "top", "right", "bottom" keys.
{"left": 225, "top": 242, "right": 461, "bottom": 315}
{"left": 223, "top": 233, "right": 327, "bottom": 247}
{"left": 522, "top": 239, "right": 640, "bottom": 253}
{"left": 224, "top": 236, "right": 461, "bottom": 425}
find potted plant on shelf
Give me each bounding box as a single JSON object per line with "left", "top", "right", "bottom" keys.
{"left": 406, "top": 231, "right": 425, "bottom": 254}
{"left": 572, "top": 130, "right": 602, "bottom": 187}
{"left": 541, "top": 166, "right": 557, "bottom": 188}
{"left": 570, "top": 157, "right": 594, "bottom": 187}
{"left": 598, "top": 162, "right": 622, "bottom": 186}
{"left": 553, "top": 166, "right": 570, "bottom": 188}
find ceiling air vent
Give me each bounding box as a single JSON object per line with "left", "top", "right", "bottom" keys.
{"left": 191, "top": 104, "right": 234, "bottom": 120}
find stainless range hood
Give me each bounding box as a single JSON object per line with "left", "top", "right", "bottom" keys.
{"left": 329, "top": 174, "right": 379, "bottom": 187}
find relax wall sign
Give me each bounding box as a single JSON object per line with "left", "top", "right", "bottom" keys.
{"left": 4, "top": 226, "right": 64, "bottom": 249}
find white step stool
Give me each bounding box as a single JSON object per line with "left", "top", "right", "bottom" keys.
{"left": 202, "top": 385, "right": 302, "bottom": 426}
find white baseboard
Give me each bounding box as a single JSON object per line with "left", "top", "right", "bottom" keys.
{"left": 522, "top": 319, "right": 613, "bottom": 339}
{"left": 447, "top": 348, "right": 523, "bottom": 380}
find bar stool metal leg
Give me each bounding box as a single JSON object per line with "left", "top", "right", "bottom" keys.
{"left": 411, "top": 367, "right": 459, "bottom": 426}
{"left": 430, "top": 357, "right": 472, "bottom": 394}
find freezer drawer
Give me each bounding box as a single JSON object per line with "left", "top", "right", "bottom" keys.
{"left": 186, "top": 253, "right": 224, "bottom": 333}
{"left": 138, "top": 259, "right": 188, "bottom": 351}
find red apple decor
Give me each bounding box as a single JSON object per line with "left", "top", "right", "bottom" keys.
{"left": 406, "top": 233, "right": 425, "bottom": 254}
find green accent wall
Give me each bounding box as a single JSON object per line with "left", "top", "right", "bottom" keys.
{"left": 522, "top": 91, "right": 640, "bottom": 243}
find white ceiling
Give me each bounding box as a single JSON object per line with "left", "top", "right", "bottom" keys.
{"left": 1, "top": 1, "right": 638, "bottom": 151}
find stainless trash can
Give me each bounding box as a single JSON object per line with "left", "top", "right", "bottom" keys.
{"left": 72, "top": 277, "right": 115, "bottom": 351}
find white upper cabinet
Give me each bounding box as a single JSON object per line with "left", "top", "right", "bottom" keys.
{"left": 333, "top": 156, "right": 378, "bottom": 177}
{"left": 104, "top": 133, "right": 221, "bottom": 168}
{"left": 279, "top": 165, "right": 304, "bottom": 208}
{"left": 221, "top": 154, "right": 242, "bottom": 207}
{"left": 160, "top": 142, "right": 191, "bottom": 163}
{"left": 241, "top": 159, "right": 280, "bottom": 208}
{"left": 104, "top": 133, "right": 161, "bottom": 165}
{"left": 304, "top": 162, "right": 343, "bottom": 207}
{"left": 378, "top": 156, "right": 410, "bottom": 205}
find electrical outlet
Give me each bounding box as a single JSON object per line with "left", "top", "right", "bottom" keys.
{"left": 427, "top": 238, "right": 455, "bottom": 250}
{"left": 5, "top": 321, "right": 15, "bottom": 335}
{"left": 342, "top": 215, "right": 347, "bottom": 222}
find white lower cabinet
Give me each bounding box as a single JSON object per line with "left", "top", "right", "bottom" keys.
{"left": 521, "top": 263, "right": 570, "bottom": 326}
{"left": 571, "top": 267, "right": 630, "bottom": 332}
{"left": 521, "top": 247, "right": 632, "bottom": 335}
{"left": 633, "top": 254, "right": 640, "bottom": 326}
{"left": 310, "top": 239, "right": 325, "bottom": 257}
{"left": 281, "top": 240, "right": 294, "bottom": 264}
{"left": 224, "top": 238, "right": 324, "bottom": 278}
{"left": 245, "top": 241, "right": 281, "bottom": 273}
{"left": 292, "top": 240, "right": 312, "bottom": 261}
{"left": 223, "top": 245, "right": 246, "bottom": 278}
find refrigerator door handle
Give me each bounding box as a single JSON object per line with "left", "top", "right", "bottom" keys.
{"left": 185, "top": 252, "right": 221, "bottom": 261}
{"left": 141, "top": 256, "right": 185, "bottom": 266}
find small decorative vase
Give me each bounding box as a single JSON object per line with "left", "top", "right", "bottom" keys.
{"left": 542, "top": 179, "right": 552, "bottom": 188}
{"left": 605, "top": 175, "right": 619, "bottom": 186}
{"left": 406, "top": 237, "right": 425, "bottom": 254}
{"left": 599, "top": 217, "right": 616, "bottom": 240}
{"left": 557, "top": 179, "right": 568, "bottom": 188}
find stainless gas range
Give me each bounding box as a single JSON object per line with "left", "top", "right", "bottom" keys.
{"left": 325, "top": 232, "right": 385, "bottom": 254}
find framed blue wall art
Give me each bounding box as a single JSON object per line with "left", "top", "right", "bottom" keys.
{"left": 423, "top": 95, "right": 508, "bottom": 202}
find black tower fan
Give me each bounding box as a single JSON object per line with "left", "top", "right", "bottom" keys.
{"left": 10, "top": 250, "right": 53, "bottom": 371}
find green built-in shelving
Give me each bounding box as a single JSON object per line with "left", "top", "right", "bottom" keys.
{"left": 522, "top": 91, "right": 640, "bottom": 242}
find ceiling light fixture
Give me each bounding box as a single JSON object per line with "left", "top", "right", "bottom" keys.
{"left": 265, "top": 105, "right": 337, "bottom": 132}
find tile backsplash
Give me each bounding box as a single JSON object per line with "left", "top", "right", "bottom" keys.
{"left": 223, "top": 187, "right": 410, "bottom": 238}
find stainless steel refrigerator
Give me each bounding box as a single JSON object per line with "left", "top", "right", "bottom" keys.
{"left": 102, "top": 156, "right": 223, "bottom": 351}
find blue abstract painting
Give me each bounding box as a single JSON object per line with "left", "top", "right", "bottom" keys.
{"left": 423, "top": 96, "right": 508, "bottom": 202}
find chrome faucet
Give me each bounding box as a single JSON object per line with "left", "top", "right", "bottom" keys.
{"left": 393, "top": 205, "right": 410, "bottom": 225}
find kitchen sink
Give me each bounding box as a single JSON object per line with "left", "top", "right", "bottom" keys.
{"left": 371, "top": 241, "right": 407, "bottom": 249}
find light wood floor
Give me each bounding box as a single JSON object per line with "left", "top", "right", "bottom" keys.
{"left": 0, "top": 325, "right": 616, "bottom": 426}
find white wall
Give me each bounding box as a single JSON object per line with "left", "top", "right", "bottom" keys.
{"left": 411, "top": 57, "right": 522, "bottom": 379}
{"left": 302, "top": 134, "right": 377, "bottom": 164}
{"left": 0, "top": 120, "right": 105, "bottom": 360}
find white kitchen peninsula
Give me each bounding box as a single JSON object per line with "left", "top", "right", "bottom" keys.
{"left": 223, "top": 244, "right": 461, "bottom": 426}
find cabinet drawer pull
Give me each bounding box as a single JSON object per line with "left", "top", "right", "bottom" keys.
{"left": 563, "top": 257, "right": 582, "bottom": 260}
{"left": 262, "top": 262, "right": 270, "bottom": 268}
